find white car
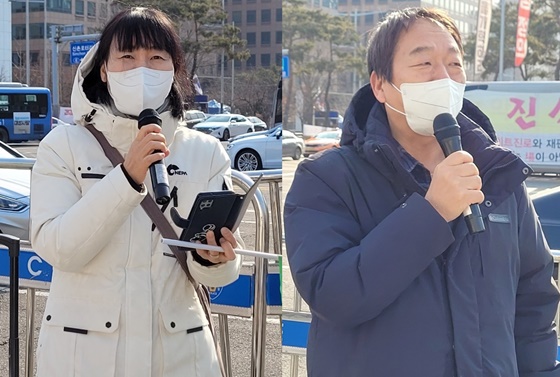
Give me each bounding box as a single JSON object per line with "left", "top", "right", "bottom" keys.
{"left": 51, "top": 116, "right": 73, "bottom": 128}
{"left": 226, "top": 127, "right": 282, "bottom": 171}
{"left": 194, "top": 114, "right": 254, "bottom": 141}
{"left": 0, "top": 141, "right": 30, "bottom": 241}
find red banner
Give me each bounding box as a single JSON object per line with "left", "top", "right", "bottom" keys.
{"left": 515, "top": 0, "right": 532, "bottom": 67}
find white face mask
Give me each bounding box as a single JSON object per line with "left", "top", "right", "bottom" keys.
{"left": 385, "top": 78, "right": 466, "bottom": 136}
{"left": 106, "top": 66, "right": 174, "bottom": 117}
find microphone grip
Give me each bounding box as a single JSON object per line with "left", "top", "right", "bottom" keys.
{"left": 463, "top": 204, "right": 485, "bottom": 234}
{"left": 439, "top": 136, "right": 486, "bottom": 234}
{"left": 150, "top": 159, "right": 170, "bottom": 205}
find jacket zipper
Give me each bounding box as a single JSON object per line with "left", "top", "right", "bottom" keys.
{"left": 441, "top": 257, "right": 459, "bottom": 377}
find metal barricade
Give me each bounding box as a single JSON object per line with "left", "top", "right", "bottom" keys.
{"left": 0, "top": 157, "right": 282, "bottom": 377}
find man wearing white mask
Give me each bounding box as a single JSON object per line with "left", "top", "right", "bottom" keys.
{"left": 284, "top": 7, "right": 560, "bottom": 377}
{"left": 30, "top": 7, "right": 241, "bottom": 377}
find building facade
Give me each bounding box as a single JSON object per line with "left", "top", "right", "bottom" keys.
{"left": 0, "top": 0, "right": 12, "bottom": 82}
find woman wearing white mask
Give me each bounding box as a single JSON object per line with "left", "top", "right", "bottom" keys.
{"left": 30, "top": 7, "right": 240, "bottom": 377}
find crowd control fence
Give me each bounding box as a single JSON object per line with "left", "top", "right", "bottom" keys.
{"left": 0, "top": 156, "right": 282, "bottom": 377}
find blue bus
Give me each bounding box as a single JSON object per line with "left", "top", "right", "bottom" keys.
{"left": 0, "top": 85, "right": 53, "bottom": 142}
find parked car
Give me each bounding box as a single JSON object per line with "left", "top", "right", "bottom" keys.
{"left": 194, "top": 114, "right": 254, "bottom": 141}
{"left": 180, "top": 109, "right": 207, "bottom": 128}
{"left": 0, "top": 140, "right": 30, "bottom": 241}
{"left": 247, "top": 116, "right": 268, "bottom": 132}
{"left": 228, "top": 125, "right": 280, "bottom": 143}
{"left": 52, "top": 116, "right": 73, "bottom": 128}
{"left": 304, "top": 129, "right": 342, "bottom": 157}
{"left": 226, "top": 126, "right": 282, "bottom": 171}
{"left": 282, "top": 130, "right": 304, "bottom": 160}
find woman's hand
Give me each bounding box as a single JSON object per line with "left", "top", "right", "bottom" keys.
{"left": 196, "top": 227, "right": 237, "bottom": 264}
{"left": 123, "top": 123, "right": 170, "bottom": 185}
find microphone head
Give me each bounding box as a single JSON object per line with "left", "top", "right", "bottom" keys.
{"left": 138, "top": 108, "right": 162, "bottom": 128}
{"left": 433, "top": 112, "right": 460, "bottom": 142}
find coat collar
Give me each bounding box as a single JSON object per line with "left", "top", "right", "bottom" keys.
{"left": 340, "top": 84, "right": 531, "bottom": 202}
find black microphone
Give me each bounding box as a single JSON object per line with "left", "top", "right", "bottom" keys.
{"left": 433, "top": 113, "right": 485, "bottom": 234}
{"left": 138, "top": 108, "right": 170, "bottom": 205}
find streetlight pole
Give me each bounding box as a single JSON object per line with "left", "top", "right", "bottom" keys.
{"left": 43, "top": 1, "right": 47, "bottom": 86}
{"left": 25, "top": 0, "right": 30, "bottom": 85}
{"left": 220, "top": 0, "right": 225, "bottom": 113}
{"left": 498, "top": 0, "right": 506, "bottom": 81}
{"left": 231, "top": 21, "right": 234, "bottom": 111}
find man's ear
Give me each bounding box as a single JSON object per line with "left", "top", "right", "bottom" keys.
{"left": 370, "top": 71, "right": 386, "bottom": 103}
{"left": 100, "top": 64, "right": 107, "bottom": 83}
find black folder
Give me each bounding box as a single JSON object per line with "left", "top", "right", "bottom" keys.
{"left": 170, "top": 174, "right": 263, "bottom": 249}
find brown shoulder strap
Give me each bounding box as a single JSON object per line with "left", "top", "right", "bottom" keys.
{"left": 84, "top": 124, "right": 193, "bottom": 283}
{"left": 86, "top": 124, "right": 226, "bottom": 376}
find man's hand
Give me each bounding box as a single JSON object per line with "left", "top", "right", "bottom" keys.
{"left": 196, "top": 227, "right": 237, "bottom": 264}
{"left": 425, "top": 150, "right": 484, "bottom": 222}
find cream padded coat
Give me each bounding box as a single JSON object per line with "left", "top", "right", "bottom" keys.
{"left": 30, "top": 44, "right": 241, "bottom": 377}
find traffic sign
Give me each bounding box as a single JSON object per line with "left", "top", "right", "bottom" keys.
{"left": 70, "top": 41, "right": 96, "bottom": 65}
{"left": 282, "top": 55, "right": 290, "bottom": 79}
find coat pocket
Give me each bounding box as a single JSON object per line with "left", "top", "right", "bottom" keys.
{"left": 158, "top": 302, "right": 220, "bottom": 377}
{"left": 37, "top": 297, "right": 121, "bottom": 377}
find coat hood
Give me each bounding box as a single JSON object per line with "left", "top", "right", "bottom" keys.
{"left": 340, "top": 84, "right": 530, "bottom": 200}
{"left": 71, "top": 43, "right": 179, "bottom": 156}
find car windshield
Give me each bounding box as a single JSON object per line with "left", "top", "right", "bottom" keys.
{"left": 315, "top": 131, "right": 340, "bottom": 139}
{"left": 204, "top": 115, "right": 230, "bottom": 122}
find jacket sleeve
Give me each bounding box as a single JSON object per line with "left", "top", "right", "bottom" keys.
{"left": 187, "top": 139, "right": 241, "bottom": 288}
{"left": 30, "top": 127, "right": 145, "bottom": 272}
{"left": 514, "top": 184, "right": 560, "bottom": 376}
{"left": 284, "top": 159, "right": 455, "bottom": 327}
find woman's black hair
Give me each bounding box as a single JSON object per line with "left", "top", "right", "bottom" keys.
{"left": 82, "top": 7, "right": 191, "bottom": 118}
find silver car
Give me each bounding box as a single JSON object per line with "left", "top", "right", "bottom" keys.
{"left": 0, "top": 141, "right": 30, "bottom": 241}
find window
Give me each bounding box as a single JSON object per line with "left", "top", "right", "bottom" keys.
{"left": 12, "top": 53, "right": 23, "bottom": 67}
{"left": 75, "top": 0, "right": 84, "bottom": 15}
{"left": 276, "top": 31, "right": 282, "bottom": 44}
{"left": 247, "top": 10, "right": 256, "bottom": 24}
{"left": 247, "top": 54, "right": 256, "bottom": 68}
{"left": 246, "top": 32, "right": 256, "bottom": 47}
{"left": 48, "top": 0, "right": 72, "bottom": 13}
{"left": 0, "top": 92, "right": 49, "bottom": 119}
{"left": 275, "top": 53, "right": 282, "bottom": 67}
{"left": 261, "top": 9, "right": 271, "bottom": 23}
{"left": 365, "top": 14, "right": 374, "bottom": 25}
{"left": 87, "top": 1, "right": 96, "bottom": 18}
{"left": 261, "top": 32, "right": 271, "bottom": 46}
{"left": 99, "top": 3, "right": 107, "bottom": 19}
{"left": 232, "top": 11, "right": 242, "bottom": 25}
{"left": 261, "top": 54, "right": 271, "bottom": 67}
{"left": 12, "top": 25, "right": 26, "bottom": 40}
{"left": 30, "top": 23, "right": 46, "bottom": 39}
{"left": 352, "top": 0, "right": 360, "bottom": 4}
{"left": 30, "top": 52, "right": 39, "bottom": 65}
{"left": 276, "top": 8, "right": 282, "bottom": 22}
{"left": 63, "top": 53, "right": 71, "bottom": 66}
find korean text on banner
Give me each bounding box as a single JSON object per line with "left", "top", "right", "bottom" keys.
{"left": 475, "top": 0, "right": 492, "bottom": 75}
{"left": 515, "top": 0, "right": 532, "bottom": 67}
